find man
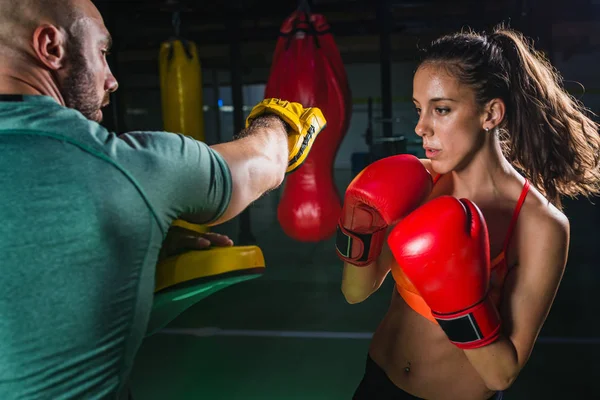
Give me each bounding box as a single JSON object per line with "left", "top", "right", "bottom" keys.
{"left": 0, "top": 0, "right": 325, "bottom": 398}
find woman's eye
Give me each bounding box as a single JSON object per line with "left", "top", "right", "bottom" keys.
{"left": 415, "top": 108, "right": 421, "bottom": 115}
{"left": 436, "top": 107, "right": 450, "bottom": 115}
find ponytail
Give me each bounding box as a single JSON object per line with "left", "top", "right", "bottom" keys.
{"left": 491, "top": 28, "right": 600, "bottom": 208}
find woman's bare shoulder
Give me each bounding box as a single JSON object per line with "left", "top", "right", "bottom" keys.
{"left": 521, "top": 185, "right": 569, "bottom": 232}
{"left": 516, "top": 183, "right": 570, "bottom": 265}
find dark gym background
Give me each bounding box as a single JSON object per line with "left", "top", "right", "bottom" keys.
{"left": 92, "top": 0, "right": 599, "bottom": 398}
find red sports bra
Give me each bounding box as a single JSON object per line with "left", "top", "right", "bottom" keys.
{"left": 392, "top": 175, "right": 531, "bottom": 323}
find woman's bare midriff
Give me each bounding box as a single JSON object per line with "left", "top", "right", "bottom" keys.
{"left": 369, "top": 289, "right": 497, "bottom": 400}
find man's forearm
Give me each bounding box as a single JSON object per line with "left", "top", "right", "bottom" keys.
{"left": 234, "top": 114, "right": 289, "bottom": 186}
{"left": 208, "top": 115, "right": 288, "bottom": 225}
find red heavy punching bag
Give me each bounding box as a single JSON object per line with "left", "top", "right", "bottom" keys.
{"left": 265, "top": 8, "right": 352, "bottom": 242}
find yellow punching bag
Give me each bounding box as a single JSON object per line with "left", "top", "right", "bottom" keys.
{"left": 160, "top": 38, "right": 205, "bottom": 142}
{"left": 150, "top": 36, "right": 266, "bottom": 335}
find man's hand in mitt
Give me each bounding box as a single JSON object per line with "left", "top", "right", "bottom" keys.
{"left": 245, "top": 99, "right": 326, "bottom": 174}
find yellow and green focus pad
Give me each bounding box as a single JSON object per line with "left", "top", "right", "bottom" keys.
{"left": 149, "top": 245, "right": 266, "bottom": 335}
{"left": 245, "top": 99, "right": 327, "bottom": 174}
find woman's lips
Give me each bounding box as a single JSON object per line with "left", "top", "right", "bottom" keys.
{"left": 424, "top": 147, "right": 441, "bottom": 159}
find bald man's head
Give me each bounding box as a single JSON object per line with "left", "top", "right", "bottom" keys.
{"left": 0, "top": 0, "right": 85, "bottom": 55}
{"left": 0, "top": 0, "right": 118, "bottom": 122}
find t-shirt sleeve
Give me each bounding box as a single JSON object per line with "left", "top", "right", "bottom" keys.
{"left": 103, "top": 130, "right": 232, "bottom": 229}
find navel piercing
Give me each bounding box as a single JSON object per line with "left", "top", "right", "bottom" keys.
{"left": 405, "top": 361, "right": 411, "bottom": 373}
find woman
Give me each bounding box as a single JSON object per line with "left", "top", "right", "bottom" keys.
{"left": 337, "top": 26, "right": 600, "bottom": 399}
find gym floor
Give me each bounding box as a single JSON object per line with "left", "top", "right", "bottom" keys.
{"left": 130, "top": 170, "right": 600, "bottom": 400}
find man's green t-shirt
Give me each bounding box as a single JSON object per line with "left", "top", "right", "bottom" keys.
{"left": 0, "top": 95, "right": 232, "bottom": 399}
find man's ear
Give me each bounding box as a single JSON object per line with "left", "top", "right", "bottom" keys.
{"left": 32, "top": 24, "right": 67, "bottom": 70}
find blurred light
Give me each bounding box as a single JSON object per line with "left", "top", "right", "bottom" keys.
{"left": 218, "top": 99, "right": 223, "bottom": 107}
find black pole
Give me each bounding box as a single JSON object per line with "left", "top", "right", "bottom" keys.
{"left": 377, "top": 0, "right": 393, "bottom": 139}
{"left": 212, "top": 68, "right": 222, "bottom": 144}
{"left": 366, "top": 96, "right": 373, "bottom": 150}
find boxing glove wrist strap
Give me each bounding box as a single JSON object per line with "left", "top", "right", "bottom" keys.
{"left": 335, "top": 223, "right": 386, "bottom": 266}
{"left": 432, "top": 296, "right": 502, "bottom": 350}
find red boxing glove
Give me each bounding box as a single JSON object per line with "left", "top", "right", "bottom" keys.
{"left": 387, "top": 196, "right": 501, "bottom": 349}
{"left": 336, "top": 155, "right": 432, "bottom": 266}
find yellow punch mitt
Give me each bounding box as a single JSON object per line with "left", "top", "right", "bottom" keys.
{"left": 245, "top": 98, "right": 327, "bottom": 173}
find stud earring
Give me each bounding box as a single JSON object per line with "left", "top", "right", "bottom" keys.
{"left": 484, "top": 127, "right": 490, "bottom": 132}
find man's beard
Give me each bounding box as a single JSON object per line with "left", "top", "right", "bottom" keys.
{"left": 60, "top": 40, "right": 106, "bottom": 122}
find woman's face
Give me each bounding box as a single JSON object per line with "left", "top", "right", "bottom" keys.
{"left": 412, "top": 63, "right": 487, "bottom": 174}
